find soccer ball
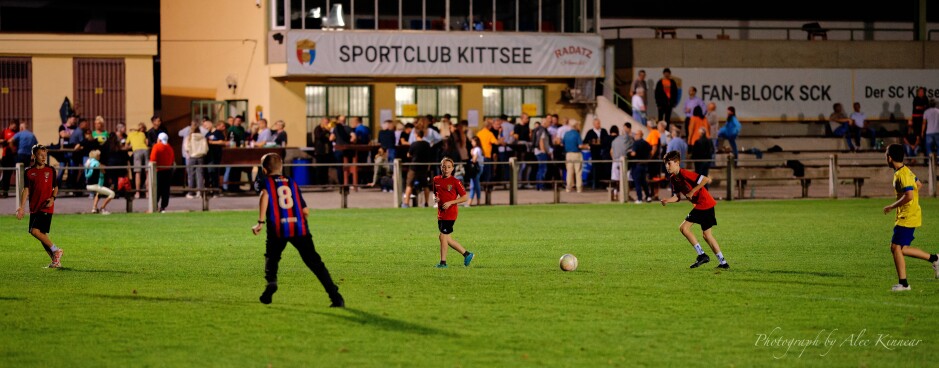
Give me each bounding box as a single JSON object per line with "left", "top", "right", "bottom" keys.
{"left": 559, "top": 254, "right": 578, "bottom": 272}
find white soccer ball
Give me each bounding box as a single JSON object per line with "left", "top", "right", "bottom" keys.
{"left": 559, "top": 254, "right": 578, "bottom": 272}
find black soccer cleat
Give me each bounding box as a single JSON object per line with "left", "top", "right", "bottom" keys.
{"left": 716, "top": 263, "right": 730, "bottom": 269}
{"left": 259, "top": 284, "right": 278, "bottom": 305}
{"left": 690, "top": 254, "right": 711, "bottom": 269}
{"left": 329, "top": 295, "right": 345, "bottom": 308}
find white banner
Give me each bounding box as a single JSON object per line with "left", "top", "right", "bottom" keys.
{"left": 287, "top": 30, "right": 603, "bottom": 77}
{"left": 637, "top": 67, "right": 939, "bottom": 121}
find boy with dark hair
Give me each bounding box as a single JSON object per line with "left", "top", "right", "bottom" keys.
{"left": 882, "top": 144, "right": 939, "bottom": 291}
{"left": 16, "top": 144, "right": 64, "bottom": 268}
{"left": 432, "top": 157, "right": 474, "bottom": 268}
{"left": 251, "top": 153, "right": 344, "bottom": 307}
{"left": 660, "top": 150, "right": 730, "bottom": 269}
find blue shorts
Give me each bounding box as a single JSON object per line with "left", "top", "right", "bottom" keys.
{"left": 892, "top": 225, "right": 916, "bottom": 246}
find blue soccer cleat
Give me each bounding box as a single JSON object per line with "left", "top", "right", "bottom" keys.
{"left": 464, "top": 252, "right": 475, "bottom": 267}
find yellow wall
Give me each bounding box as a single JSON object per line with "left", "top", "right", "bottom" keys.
{"left": 268, "top": 79, "right": 307, "bottom": 145}
{"left": 125, "top": 56, "right": 155, "bottom": 129}
{"left": 161, "top": 0, "right": 272, "bottom": 125}
{"left": 30, "top": 57, "right": 73, "bottom": 145}
{"left": 0, "top": 33, "right": 156, "bottom": 145}
{"left": 373, "top": 82, "right": 397, "bottom": 127}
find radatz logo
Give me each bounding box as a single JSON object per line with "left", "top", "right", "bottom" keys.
{"left": 553, "top": 45, "right": 593, "bottom": 66}
{"left": 296, "top": 39, "right": 317, "bottom": 66}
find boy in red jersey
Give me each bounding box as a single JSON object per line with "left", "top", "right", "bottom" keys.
{"left": 660, "top": 150, "right": 730, "bottom": 269}
{"left": 251, "top": 153, "right": 344, "bottom": 307}
{"left": 15, "top": 144, "right": 64, "bottom": 268}
{"left": 433, "top": 157, "right": 474, "bottom": 268}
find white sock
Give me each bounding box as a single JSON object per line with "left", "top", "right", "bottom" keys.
{"left": 716, "top": 252, "right": 726, "bottom": 264}
{"left": 693, "top": 244, "right": 704, "bottom": 255}
{"left": 50, "top": 245, "right": 60, "bottom": 252}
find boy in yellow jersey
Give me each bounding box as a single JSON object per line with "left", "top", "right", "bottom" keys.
{"left": 883, "top": 144, "right": 939, "bottom": 291}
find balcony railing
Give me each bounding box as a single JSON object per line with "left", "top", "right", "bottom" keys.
{"left": 273, "top": 0, "right": 600, "bottom": 33}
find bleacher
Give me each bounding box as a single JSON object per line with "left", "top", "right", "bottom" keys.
{"left": 702, "top": 119, "right": 910, "bottom": 199}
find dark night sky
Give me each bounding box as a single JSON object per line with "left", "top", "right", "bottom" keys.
{"left": 0, "top": 0, "right": 932, "bottom": 34}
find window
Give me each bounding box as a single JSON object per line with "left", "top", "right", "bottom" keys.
{"left": 482, "top": 86, "right": 544, "bottom": 118}
{"left": 226, "top": 99, "right": 248, "bottom": 120}
{"left": 305, "top": 84, "right": 372, "bottom": 135}
{"left": 191, "top": 100, "right": 227, "bottom": 123}
{"left": 189, "top": 100, "right": 248, "bottom": 124}
{"left": 395, "top": 85, "right": 460, "bottom": 123}
{"left": 0, "top": 57, "right": 32, "bottom": 127}
{"left": 272, "top": 0, "right": 286, "bottom": 29}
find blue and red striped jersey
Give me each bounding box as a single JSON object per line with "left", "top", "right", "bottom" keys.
{"left": 262, "top": 175, "right": 309, "bottom": 238}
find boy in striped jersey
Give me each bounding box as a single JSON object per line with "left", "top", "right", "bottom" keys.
{"left": 251, "top": 153, "right": 344, "bottom": 307}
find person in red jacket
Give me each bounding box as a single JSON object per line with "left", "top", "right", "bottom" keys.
{"left": 660, "top": 150, "right": 730, "bottom": 270}
{"left": 149, "top": 132, "right": 175, "bottom": 213}
{"left": 16, "top": 144, "right": 64, "bottom": 268}
{"left": 432, "top": 157, "right": 474, "bottom": 268}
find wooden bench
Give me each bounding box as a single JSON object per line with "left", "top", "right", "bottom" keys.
{"left": 480, "top": 181, "right": 511, "bottom": 205}
{"left": 599, "top": 176, "right": 668, "bottom": 202}
{"left": 170, "top": 187, "right": 222, "bottom": 211}
{"left": 518, "top": 180, "right": 564, "bottom": 204}
{"left": 599, "top": 179, "right": 619, "bottom": 201}
{"left": 298, "top": 184, "right": 352, "bottom": 208}
{"left": 736, "top": 176, "right": 867, "bottom": 198}
{"left": 64, "top": 188, "right": 145, "bottom": 213}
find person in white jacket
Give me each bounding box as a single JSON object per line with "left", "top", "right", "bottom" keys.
{"left": 183, "top": 121, "right": 209, "bottom": 198}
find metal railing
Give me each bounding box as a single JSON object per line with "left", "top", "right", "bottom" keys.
{"left": 597, "top": 79, "right": 632, "bottom": 112}
{"left": 600, "top": 25, "right": 917, "bottom": 41}
{"left": 5, "top": 153, "right": 931, "bottom": 212}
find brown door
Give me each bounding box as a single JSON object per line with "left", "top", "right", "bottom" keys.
{"left": 73, "top": 58, "right": 125, "bottom": 132}
{"left": 0, "top": 57, "right": 32, "bottom": 128}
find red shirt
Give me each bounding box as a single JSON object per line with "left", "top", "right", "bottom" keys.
{"left": 1, "top": 129, "right": 14, "bottom": 156}
{"left": 433, "top": 175, "right": 466, "bottom": 220}
{"left": 668, "top": 168, "right": 716, "bottom": 210}
{"left": 25, "top": 165, "right": 56, "bottom": 214}
{"left": 149, "top": 142, "right": 175, "bottom": 171}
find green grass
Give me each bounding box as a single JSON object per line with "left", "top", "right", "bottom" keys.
{"left": 2, "top": 199, "right": 939, "bottom": 367}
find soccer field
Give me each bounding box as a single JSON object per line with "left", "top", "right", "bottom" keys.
{"left": 2, "top": 199, "right": 939, "bottom": 367}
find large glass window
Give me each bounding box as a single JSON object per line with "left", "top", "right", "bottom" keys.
{"left": 395, "top": 85, "right": 460, "bottom": 123}
{"left": 191, "top": 100, "right": 248, "bottom": 123}
{"left": 305, "top": 84, "right": 372, "bottom": 137}
{"left": 482, "top": 86, "right": 544, "bottom": 118}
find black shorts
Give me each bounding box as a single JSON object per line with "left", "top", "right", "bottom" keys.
{"left": 438, "top": 220, "right": 456, "bottom": 234}
{"left": 406, "top": 169, "right": 430, "bottom": 188}
{"left": 28, "top": 211, "right": 53, "bottom": 234}
{"left": 685, "top": 207, "right": 717, "bottom": 231}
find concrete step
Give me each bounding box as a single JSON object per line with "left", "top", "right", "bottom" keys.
{"left": 728, "top": 136, "right": 901, "bottom": 152}
{"left": 735, "top": 120, "right": 905, "bottom": 137}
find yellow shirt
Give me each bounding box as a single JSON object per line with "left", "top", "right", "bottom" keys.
{"left": 127, "top": 131, "right": 148, "bottom": 151}
{"left": 893, "top": 165, "right": 921, "bottom": 228}
{"left": 475, "top": 128, "right": 498, "bottom": 159}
